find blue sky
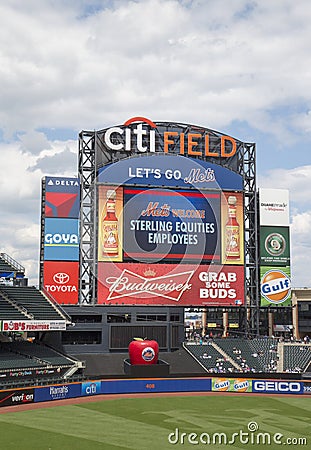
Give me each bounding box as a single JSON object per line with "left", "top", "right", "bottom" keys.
{"left": 0, "top": 0, "right": 310, "bottom": 287}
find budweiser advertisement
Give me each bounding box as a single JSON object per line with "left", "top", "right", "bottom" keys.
{"left": 97, "top": 263, "right": 244, "bottom": 306}
{"left": 43, "top": 261, "right": 79, "bottom": 304}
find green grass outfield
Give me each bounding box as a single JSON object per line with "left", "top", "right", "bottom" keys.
{"left": 0, "top": 395, "right": 310, "bottom": 449}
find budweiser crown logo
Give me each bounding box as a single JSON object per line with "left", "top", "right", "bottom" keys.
{"left": 144, "top": 267, "right": 156, "bottom": 277}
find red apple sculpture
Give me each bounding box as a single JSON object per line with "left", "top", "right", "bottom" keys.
{"left": 128, "top": 337, "right": 159, "bottom": 365}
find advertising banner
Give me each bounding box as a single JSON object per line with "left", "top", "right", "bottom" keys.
{"left": 101, "top": 377, "right": 212, "bottom": 394}
{"left": 122, "top": 187, "right": 220, "bottom": 262}
{"left": 0, "top": 388, "right": 34, "bottom": 407}
{"left": 260, "top": 266, "right": 291, "bottom": 307}
{"left": 96, "top": 118, "right": 240, "bottom": 172}
{"left": 43, "top": 261, "right": 79, "bottom": 305}
{"left": 2, "top": 320, "right": 67, "bottom": 332}
{"left": 81, "top": 381, "right": 102, "bottom": 396}
{"left": 252, "top": 380, "right": 303, "bottom": 394}
{"left": 260, "top": 226, "right": 290, "bottom": 266}
{"left": 97, "top": 263, "right": 244, "bottom": 306}
{"left": 221, "top": 192, "right": 244, "bottom": 265}
{"left": 98, "top": 186, "right": 123, "bottom": 262}
{"left": 44, "top": 218, "right": 79, "bottom": 261}
{"left": 97, "top": 155, "right": 243, "bottom": 191}
{"left": 34, "top": 383, "right": 81, "bottom": 402}
{"left": 212, "top": 378, "right": 252, "bottom": 393}
{"left": 45, "top": 176, "right": 80, "bottom": 219}
{"left": 259, "top": 189, "right": 290, "bottom": 226}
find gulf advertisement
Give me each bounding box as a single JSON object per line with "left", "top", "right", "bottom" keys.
{"left": 43, "top": 261, "right": 79, "bottom": 305}
{"left": 260, "top": 266, "right": 291, "bottom": 307}
{"left": 122, "top": 187, "right": 220, "bottom": 262}
{"left": 44, "top": 218, "right": 79, "bottom": 261}
{"left": 212, "top": 378, "right": 252, "bottom": 393}
{"left": 97, "top": 263, "right": 244, "bottom": 306}
{"left": 260, "top": 226, "right": 290, "bottom": 267}
{"left": 44, "top": 176, "right": 80, "bottom": 219}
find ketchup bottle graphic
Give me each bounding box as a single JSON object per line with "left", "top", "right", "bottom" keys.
{"left": 102, "top": 189, "right": 119, "bottom": 256}
{"left": 225, "top": 195, "right": 240, "bottom": 260}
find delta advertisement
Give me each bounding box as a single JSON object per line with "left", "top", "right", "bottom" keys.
{"left": 44, "top": 176, "right": 80, "bottom": 219}
{"left": 123, "top": 187, "right": 220, "bottom": 262}
{"left": 260, "top": 266, "right": 291, "bottom": 307}
{"left": 44, "top": 218, "right": 79, "bottom": 261}
{"left": 43, "top": 261, "right": 79, "bottom": 305}
{"left": 97, "top": 263, "right": 244, "bottom": 306}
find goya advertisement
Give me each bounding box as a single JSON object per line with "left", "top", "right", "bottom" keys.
{"left": 260, "top": 266, "right": 291, "bottom": 306}
{"left": 97, "top": 263, "right": 244, "bottom": 306}
{"left": 44, "top": 218, "right": 79, "bottom": 261}
{"left": 122, "top": 187, "right": 220, "bottom": 262}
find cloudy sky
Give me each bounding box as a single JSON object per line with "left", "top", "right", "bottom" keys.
{"left": 0, "top": 0, "right": 310, "bottom": 287}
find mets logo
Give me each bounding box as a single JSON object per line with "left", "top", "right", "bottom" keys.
{"left": 142, "top": 347, "right": 155, "bottom": 362}
{"left": 261, "top": 269, "right": 291, "bottom": 304}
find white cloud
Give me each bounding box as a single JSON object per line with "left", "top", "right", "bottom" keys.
{"left": 0, "top": 0, "right": 311, "bottom": 287}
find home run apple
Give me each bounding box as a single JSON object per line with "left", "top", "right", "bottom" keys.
{"left": 128, "top": 337, "right": 159, "bottom": 365}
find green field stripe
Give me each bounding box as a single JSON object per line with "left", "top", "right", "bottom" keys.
{"left": 0, "top": 404, "right": 171, "bottom": 450}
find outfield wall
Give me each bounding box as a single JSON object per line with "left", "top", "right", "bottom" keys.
{"left": 0, "top": 377, "right": 310, "bottom": 408}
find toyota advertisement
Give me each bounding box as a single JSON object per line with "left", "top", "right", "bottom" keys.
{"left": 97, "top": 263, "right": 244, "bottom": 306}
{"left": 43, "top": 261, "right": 79, "bottom": 304}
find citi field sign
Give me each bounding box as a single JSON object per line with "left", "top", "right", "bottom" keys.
{"left": 100, "top": 117, "right": 238, "bottom": 160}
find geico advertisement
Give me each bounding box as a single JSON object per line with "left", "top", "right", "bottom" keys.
{"left": 44, "top": 218, "right": 79, "bottom": 261}
{"left": 97, "top": 154, "right": 243, "bottom": 191}
{"left": 122, "top": 187, "right": 220, "bottom": 262}
{"left": 212, "top": 378, "right": 252, "bottom": 393}
{"left": 252, "top": 380, "right": 304, "bottom": 394}
{"left": 43, "top": 261, "right": 79, "bottom": 304}
{"left": 97, "top": 263, "right": 244, "bottom": 306}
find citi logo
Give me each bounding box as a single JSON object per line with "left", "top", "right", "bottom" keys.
{"left": 53, "top": 273, "right": 70, "bottom": 284}
{"left": 104, "top": 117, "right": 156, "bottom": 153}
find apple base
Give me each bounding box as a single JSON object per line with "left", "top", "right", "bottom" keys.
{"left": 123, "top": 359, "right": 170, "bottom": 377}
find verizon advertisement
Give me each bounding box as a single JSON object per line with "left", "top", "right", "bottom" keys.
{"left": 97, "top": 263, "right": 244, "bottom": 306}
{"left": 43, "top": 261, "right": 79, "bottom": 304}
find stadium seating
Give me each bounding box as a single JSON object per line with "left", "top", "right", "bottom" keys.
{"left": 184, "top": 342, "right": 237, "bottom": 373}
{"left": 283, "top": 344, "right": 311, "bottom": 373}
{"left": 0, "top": 286, "right": 67, "bottom": 320}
